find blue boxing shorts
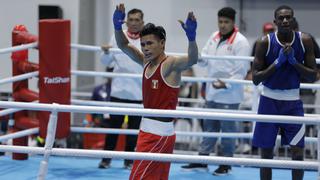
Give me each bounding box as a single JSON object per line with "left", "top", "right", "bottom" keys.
{"left": 253, "top": 95, "right": 305, "bottom": 148}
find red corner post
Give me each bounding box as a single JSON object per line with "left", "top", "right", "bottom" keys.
{"left": 11, "top": 25, "right": 39, "bottom": 160}
{"left": 38, "top": 20, "right": 71, "bottom": 139}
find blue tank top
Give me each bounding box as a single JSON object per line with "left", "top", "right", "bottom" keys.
{"left": 263, "top": 31, "right": 304, "bottom": 90}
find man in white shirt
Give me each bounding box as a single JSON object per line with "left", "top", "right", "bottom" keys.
{"left": 181, "top": 7, "right": 250, "bottom": 176}
{"left": 99, "top": 8, "right": 144, "bottom": 169}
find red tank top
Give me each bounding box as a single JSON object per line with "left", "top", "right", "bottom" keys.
{"left": 142, "top": 57, "right": 179, "bottom": 110}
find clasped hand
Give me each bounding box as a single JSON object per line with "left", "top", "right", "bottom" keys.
{"left": 275, "top": 44, "right": 297, "bottom": 69}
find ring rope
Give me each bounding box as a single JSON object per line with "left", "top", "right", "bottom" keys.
{"left": 71, "top": 99, "right": 254, "bottom": 114}
{"left": 70, "top": 127, "right": 318, "bottom": 143}
{"left": 0, "top": 71, "right": 38, "bottom": 85}
{"left": 0, "top": 108, "right": 22, "bottom": 117}
{"left": 0, "top": 100, "right": 38, "bottom": 117}
{"left": 38, "top": 110, "right": 58, "bottom": 180}
{"left": 69, "top": 93, "right": 320, "bottom": 109}
{"left": 0, "top": 145, "right": 317, "bottom": 170}
{"left": 0, "top": 42, "right": 37, "bottom": 54}
{"left": 71, "top": 70, "right": 320, "bottom": 89}
{"left": 0, "top": 128, "right": 38, "bottom": 142}
{"left": 71, "top": 99, "right": 319, "bottom": 118}
{"left": 0, "top": 43, "right": 319, "bottom": 64}
{"left": 70, "top": 43, "right": 320, "bottom": 64}
{"left": 0, "top": 101, "right": 318, "bottom": 125}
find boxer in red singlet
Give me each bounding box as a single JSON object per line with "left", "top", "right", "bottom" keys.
{"left": 112, "top": 3, "right": 199, "bottom": 180}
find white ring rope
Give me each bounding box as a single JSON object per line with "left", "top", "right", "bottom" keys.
{"left": 71, "top": 92, "right": 206, "bottom": 106}
{"left": 0, "top": 145, "right": 317, "bottom": 170}
{"left": 0, "top": 89, "right": 308, "bottom": 107}
{"left": 0, "top": 108, "right": 22, "bottom": 117}
{"left": 0, "top": 101, "right": 318, "bottom": 125}
{"left": 38, "top": 110, "right": 58, "bottom": 180}
{"left": 178, "top": 97, "right": 205, "bottom": 104}
{"left": 0, "top": 100, "right": 38, "bottom": 117}
{"left": 71, "top": 43, "right": 320, "bottom": 64}
{"left": 71, "top": 70, "right": 320, "bottom": 90}
{"left": 69, "top": 93, "right": 320, "bottom": 110}
{"left": 71, "top": 99, "right": 319, "bottom": 118}
{"left": 5, "top": 43, "right": 318, "bottom": 65}
{"left": 71, "top": 99, "right": 254, "bottom": 114}
{"left": 0, "top": 42, "right": 38, "bottom": 54}
{"left": 71, "top": 43, "right": 105, "bottom": 52}
{"left": 70, "top": 127, "right": 318, "bottom": 143}
{"left": 0, "top": 128, "right": 38, "bottom": 142}
{"left": 177, "top": 98, "right": 320, "bottom": 110}
{"left": 0, "top": 71, "right": 39, "bottom": 85}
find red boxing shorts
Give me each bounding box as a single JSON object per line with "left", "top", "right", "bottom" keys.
{"left": 129, "top": 118, "right": 176, "bottom": 180}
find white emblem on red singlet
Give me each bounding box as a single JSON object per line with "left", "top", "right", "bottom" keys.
{"left": 151, "top": 79, "right": 158, "bottom": 89}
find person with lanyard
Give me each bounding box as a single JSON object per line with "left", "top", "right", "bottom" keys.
{"left": 99, "top": 8, "right": 144, "bottom": 169}
{"left": 181, "top": 7, "right": 250, "bottom": 176}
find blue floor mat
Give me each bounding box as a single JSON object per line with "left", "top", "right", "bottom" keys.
{"left": 0, "top": 155, "right": 317, "bottom": 180}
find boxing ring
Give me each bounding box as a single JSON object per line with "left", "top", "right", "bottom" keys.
{"left": 0, "top": 20, "right": 320, "bottom": 180}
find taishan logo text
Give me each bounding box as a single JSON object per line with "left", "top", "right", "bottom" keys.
{"left": 44, "top": 77, "right": 70, "bottom": 84}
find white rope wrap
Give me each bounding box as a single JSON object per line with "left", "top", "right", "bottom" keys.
{"left": 71, "top": 70, "right": 320, "bottom": 89}
{"left": 70, "top": 127, "right": 318, "bottom": 143}
{"left": 0, "top": 128, "right": 38, "bottom": 142}
{"left": 0, "top": 100, "right": 38, "bottom": 117}
{"left": 0, "top": 42, "right": 38, "bottom": 54}
{"left": 0, "top": 101, "right": 319, "bottom": 125}
{"left": 38, "top": 109, "right": 58, "bottom": 180}
{"left": 0, "top": 71, "right": 39, "bottom": 85}
{"left": 72, "top": 91, "right": 203, "bottom": 103}
{"left": 0, "top": 145, "right": 317, "bottom": 170}
{"left": 71, "top": 99, "right": 254, "bottom": 114}
{"left": 70, "top": 43, "right": 320, "bottom": 64}
{"left": 0, "top": 108, "right": 22, "bottom": 117}
{"left": 71, "top": 99, "right": 319, "bottom": 118}
{"left": 69, "top": 93, "right": 320, "bottom": 110}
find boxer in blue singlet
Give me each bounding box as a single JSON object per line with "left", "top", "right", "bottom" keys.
{"left": 252, "top": 5, "right": 317, "bottom": 180}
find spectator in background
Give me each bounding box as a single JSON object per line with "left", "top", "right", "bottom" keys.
{"left": 82, "top": 67, "right": 113, "bottom": 150}
{"left": 252, "top": 22, "right": 275, "bottom": 56}
{"left": 181, "top": 7, "right": 250, "bottom": 176}
{"left": 90, "top": 67, "right": 113, "bottom": 128}
{"left": 99, "top": 8, "right": 145, "bottom": 169}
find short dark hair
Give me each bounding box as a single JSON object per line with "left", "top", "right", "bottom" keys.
{"left": 127, "top": 8, "right": 144, "bottom": 19}
{"left": 274, "top": 5, "right": 294, "bottom": 18}
{"left": 140, "top": 23, "right": 166, "bottom": 40}
{"left": 218, "top": 7, "right": 236, "bottom": 21}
